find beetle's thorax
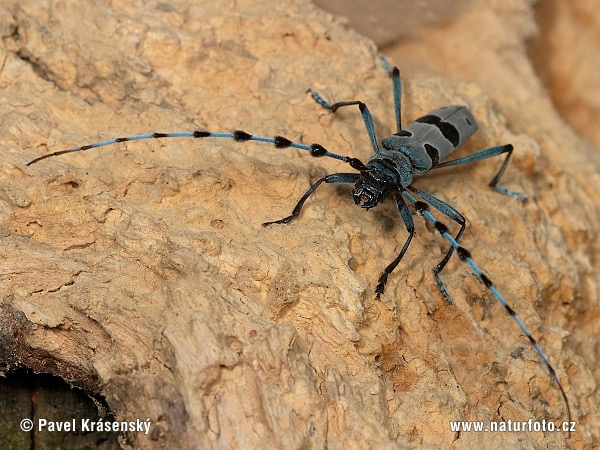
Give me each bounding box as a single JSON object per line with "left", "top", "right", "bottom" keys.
{"left": 352, "top": 150, "right": 413, "bottom": 209}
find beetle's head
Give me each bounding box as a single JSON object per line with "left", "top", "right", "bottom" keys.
{"left": 352, "top": 162, "right": 397, "bottom": 209}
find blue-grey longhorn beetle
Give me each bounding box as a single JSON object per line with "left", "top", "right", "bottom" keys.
{"left": 26, "top": 58, "right": 572, "bottom": 428}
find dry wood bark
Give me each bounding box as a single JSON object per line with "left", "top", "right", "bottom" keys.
{"left": 0, "top": 0, "right": 598, "bottom": 448}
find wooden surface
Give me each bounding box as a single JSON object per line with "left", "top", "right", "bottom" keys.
{"left": 0, "top": 0, "right": 598, "bottom": 448}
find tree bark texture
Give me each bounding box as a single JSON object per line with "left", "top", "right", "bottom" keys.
{"left": 0, "top": 0, "right": 598, "bottom": 448}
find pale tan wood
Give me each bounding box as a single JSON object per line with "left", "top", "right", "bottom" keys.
{"left": 0, "top": 0, "right": 597, "bottom": 448}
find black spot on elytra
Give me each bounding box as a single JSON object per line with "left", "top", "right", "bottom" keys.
{"left": 416, "top": 114, "right": 460, "bottom": 147}
{"left": 424, "top": 143, "right": 440, "bottom": 166}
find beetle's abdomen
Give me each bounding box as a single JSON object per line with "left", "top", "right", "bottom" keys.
{"left": 381, "top": 105, "right": 478, "bottom": 175}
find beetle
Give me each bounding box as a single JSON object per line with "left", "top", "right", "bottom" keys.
{"left": 26, "top": 58, "right": 571, "bottom": 427}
